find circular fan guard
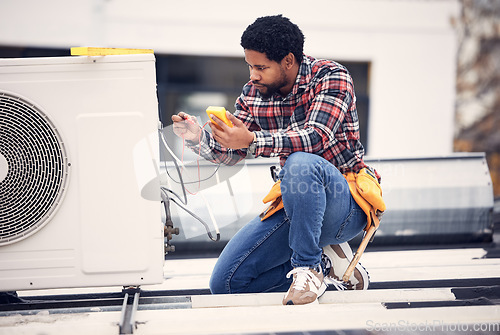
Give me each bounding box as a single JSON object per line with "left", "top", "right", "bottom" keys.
{"left": 0, "top": 91, "right": 70, "bottom": 246}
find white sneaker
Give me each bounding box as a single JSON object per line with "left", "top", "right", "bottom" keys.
{"left": 322, "top": 242, "right": 369, "bottom": 290}
{"left": 283, "top": 267, "right": 327, "bottom": 305}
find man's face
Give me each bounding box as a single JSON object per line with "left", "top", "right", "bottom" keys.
{"left": 244, "top": 49, "right": 288, "bottom": 98}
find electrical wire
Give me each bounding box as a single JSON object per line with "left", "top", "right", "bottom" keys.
{"left": 167, "top": 190, "right": 220, "bottom": 242}
{"left": 163, "top": 160, "right": 221, "bottom": 186}
{"left": 158, "top": 120, "right": 221, "bottom": 242}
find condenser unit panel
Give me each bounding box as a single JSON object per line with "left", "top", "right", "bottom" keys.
{"left": 0, "top": 54, "right": 164, "bottom": 291}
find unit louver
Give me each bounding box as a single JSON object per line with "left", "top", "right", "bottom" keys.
{"left": 0, "top": 91, "right": 70, "bottom": 246}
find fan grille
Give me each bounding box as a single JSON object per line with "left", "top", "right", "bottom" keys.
{"left": 0, "top": 91, "right": 70, "bottom": 246}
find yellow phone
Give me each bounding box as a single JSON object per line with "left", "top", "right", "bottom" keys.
{"left": 206, "top": 106, "right": 233, "bottom": 128}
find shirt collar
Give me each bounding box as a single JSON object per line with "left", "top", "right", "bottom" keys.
{"left": 285, "top": 54, "right": 312, "bottom": 99}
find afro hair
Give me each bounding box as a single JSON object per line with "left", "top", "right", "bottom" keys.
{"left": 240, "top": 15, "right": 304, "bottom": 63}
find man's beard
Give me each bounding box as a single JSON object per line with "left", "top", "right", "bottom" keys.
{"left": 253, "top": 69, "right": 288, "bottom": 99}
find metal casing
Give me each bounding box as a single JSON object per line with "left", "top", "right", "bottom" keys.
{"left": 0, "top": 55, "right": 164, "bottom": 291}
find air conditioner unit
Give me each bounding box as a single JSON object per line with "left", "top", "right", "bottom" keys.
{"left": 0, "top": 54, "right": 164, "bottom": 291}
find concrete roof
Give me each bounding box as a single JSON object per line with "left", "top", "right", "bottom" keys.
{"left": 1, "top": 230, "right": 499, "bottom": 335}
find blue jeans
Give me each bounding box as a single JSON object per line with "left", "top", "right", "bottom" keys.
{"left": 209, "top": 152, "right": 367, "bottom": 294}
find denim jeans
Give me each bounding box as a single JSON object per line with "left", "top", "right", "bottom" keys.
{"left": 209, "top": 152, "right": 367, "bottom": 294}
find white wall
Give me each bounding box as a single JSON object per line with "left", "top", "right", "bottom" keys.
{"left": 0, "top": 0, "right": 460, "bottom": 157}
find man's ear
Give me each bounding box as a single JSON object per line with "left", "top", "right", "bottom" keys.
{"left": 282, "top": 52, "right": 295, "bottom": 69}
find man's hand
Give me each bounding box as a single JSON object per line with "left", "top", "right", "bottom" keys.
{"left": 171, "top": 112, "right": 201, "bottom": 143}
{"left": 209, "top": 111, "right": 254, "bottom": 149}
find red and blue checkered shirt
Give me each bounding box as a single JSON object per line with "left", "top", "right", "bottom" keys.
{"left": 193, "top": 54, "right": 368, "bottom": 175}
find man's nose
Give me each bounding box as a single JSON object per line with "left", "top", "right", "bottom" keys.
{"left": 249, "top": 69, "right": 260, "bottom": 82}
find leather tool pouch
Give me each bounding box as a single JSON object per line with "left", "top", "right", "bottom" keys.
{"left": 344, "top": 167, "right": 386, "bottom": 230}
{"left": 259, "top": 180, "right": 284, "bottom": 221}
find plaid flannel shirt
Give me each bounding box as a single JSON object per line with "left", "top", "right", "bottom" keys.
{"left": 190, "top": 55, "right": 369, "bottom": 175}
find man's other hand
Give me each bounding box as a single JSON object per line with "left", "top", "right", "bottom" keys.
{"left": 172, "top": 112, "right": 201, "bottom": 143}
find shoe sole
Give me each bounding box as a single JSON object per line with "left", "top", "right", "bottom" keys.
{"left": 283, "top": 282, "right": 327, "bottom": 305}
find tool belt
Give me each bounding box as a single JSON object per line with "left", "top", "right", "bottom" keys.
{"left": 259, "top": 167, "right": 386, "bottom": 230}
{"left": 260, "top": 180, "right": 284, "bottom": 221}
{"left": 343, "top": 167, "right": 385, "bottom": 231}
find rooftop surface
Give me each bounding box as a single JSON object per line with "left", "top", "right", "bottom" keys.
{"left": 1, "top": 223, "right": 499, "bottom": 335}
